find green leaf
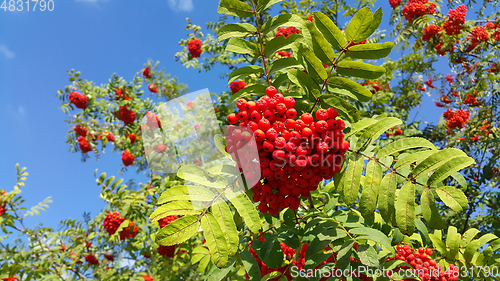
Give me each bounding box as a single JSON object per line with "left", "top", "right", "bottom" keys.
{"left": 297, "top": 44, "right": 328, "bottom": 81}
{"left": 345, "top": 7, "right": 374, "bottom": 43}
{"left": 263, "top": 34, "right": 302, "bottom": 58}
{"left": 150, "top": 201, "right": 203, "bottom": 222}
{"left": 451, "top": 172, "right": 467, "bottom": 189}
{"left": 241, "top": 249, "right": 261, "bottom": 280}
{"left": 349, "top": 227, "right": 394, "bottom": 253}
{"left": 368, "top": 8, "right": 383, "bottom": 37}
{"left": 342, "top": 154, "right": 364, "bottom": 206}
{"left": 378, "top": 172, "right": 397, "bottom": 225}
{"left": 261, "top": 14, "right": 303, "bottom": 35}
{"left": 157, "top": 185, "right": 216, "bottom": 204}
{"left": 217, "top": 23, "right": 257, "bottom": 41}
{"left": 345, "top": 118, "right": 378, "bottom": 138}
{"left": 306, "top": 21, "right": 336, "bottom": 64}
{"left": 336, "top": 240, "right": 355, "bottom": 270}
{"left": 270, "top": 57, "right": 301, "bottom": 74}
{"left": 226, "top": 37, "right": 260, "bottom": 56}
{"left": 377, "top": 137, "right": 436, "bottom": 159}
{"left": 427, "top": 156, "right": 475, "bottom": 186}
{"left": 225, "top": 189, "right": 262, "bottom": 233}
{"left": 287, "top": 69, "right": 321, "bottom": 98}
{"left": 320, "top": 94, "right": 361, "bottom": 123}
{"left": 346, "top": 42, "right": 394, "bottom": 59}
{"left": 156, "top": 215, "right": 200, "bottom": 246}
{"left": 336, "top": 61, "right": 386, "bottom": 79}
{"left": 256, "top": 0, "right": 282, "bottom": 12}
{"left": 327, "top": 77, "right": 372, "bottom": 102}
{"left": 212, "top": 201, "right": 239, "bottom": 256}
{"left": 259, "top": 235, "right": 284, "bottom": 269}
{"left": 446, "top": 227, "right": 461, "bottom": 260}
{"left": 394, "top": 150, "right": 437, "bottom": 170}
{"left": 415, "top": 218, "right": 431, "bottom": 247}
{"left": 412, "top": 148, "right": 467, "bottom": 179}
{"left": 359, "top": 160, "right": 382, "bottom": 218}
{"left": 460, "top": 228, "right": 481, "bottom": 248}
{"left": 178, "top": 165, "right": 229, "bottom": 189}
{"left": 217, "top": 0, "right": 253, "bottom": 18}
{"left": 202, "top": 213, "right": 229, "bottom": 268}
{"left": 429, "top": 232, "right": 447, "bottom": 256}
{"left": 97, "top": 172, "right": 106, "bottom": 185}
{"left": 435, "top": 186, "right": 468, "bottom": 213}
{"left": 192, "top": 246, "right": 211, "bottom": 273}
{"left": 421, "top": 188, "right": 445, "bottom": 229}
{"left": 312, "top": 11, "right": 346, "bottom": 51}
{"left": 214, "top": 134, "right": 230, "bottom": 158}
{"left": 228, "top": 65, "right": 264, "bottom": 83}
{"left": 359, "top": 117, "right": 402, "bottom": 148}
{"left": 356, "top": 244, "right": 379, "bottom": 267}
{"left": 207, "top": 260, "right": 235, "bottom": 281}
{"left": 396, "top": 182, "right": 415, "bottom": 235}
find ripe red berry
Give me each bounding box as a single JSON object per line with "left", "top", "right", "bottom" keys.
{"left": 327, "top": 108, "right": 338, "bottom": 119}
{"left": 246, "top": 101, "right": 256, "bottom": 112}
{"left": 266, "top": 128, "right": 278, "bottom": 140}
{"left": 301, "top": 113, "right": 313, "bottom": 125}
{"left": 284, "top": 97, "right": 295, "bottom": 108}
{"left": 276, "top": 103, "right": 287, "bottom": 113}
{"left": 286, "top": 108, "right": 297, "bottom": 118}
{"left": 254, "top": 129, "right": 266, "bottom": 141}
{"left": 236, "top": 99, "right": 247, "bottom": 110}
{"left": 256, "top": 99, "right": 268, "bottom": 111}
{"left": 294, "top": 120, "right": 306, "bottom": 131}
{"left": 267, "top": 98, "right": 278, "bottom": 109}
{"left": 285, "top": 142, "right": 297, "bottom": 152}
{"left": 250, "top": 111, "right": 262, "bottom": 122}
{"left": 227, "top": 113, "right": 238, "bottom": 124}
{"left": 258, "top": 119, "right": 271, "bottom": 131}
{"left": 273, "top": 93, "right": 284, "bottom": 103}
{"left": 315, "top": 121, "right": 328, "bottom": 133}
{"left": 315, "top": 109, "right": 328, "bottom": 120}
{"left": 266, "top": 86, "right": 278, "bottom": 97}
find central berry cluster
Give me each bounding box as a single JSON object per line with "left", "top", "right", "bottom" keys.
{"left": 443, "top": 5, "right": 468, "bottom": 35}
{"left": 443, "top": 108, "right": 470, "bottom": 133}
{"left": 402, "top": 0, "right": 436, "bottom": 22}
{"left": 394, "top": 244, "right": 458, "bottom": 281}
{"left": 84, "top": 253, "right": 99, "bottom": 265}
{"left": 69, "top": 91, "right": 88, "bottom": 109}
{"left": 102, "top": 211, "right": 138, "bottom": 241}
{"left": 188, "top": 39, "right": 202, "bottom": 58}
{"left": 225, "top": 86, "right": 349, "bottom": 215}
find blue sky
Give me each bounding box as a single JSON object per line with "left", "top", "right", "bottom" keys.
{"left": 0, "top": 0, "right": 457, "bottom": 230}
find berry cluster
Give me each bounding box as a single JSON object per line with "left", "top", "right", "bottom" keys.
{"left": 77, "top": 136, "right": 93, "bottom": 153}
{"left": 422, "top": 25, "right": 442, "bottom": 41}
{"left": 148, "top": 84, "right": 158, "bottom": 93}
{"left": 104, "top": 253, "right": 114, "bottom": 261}
{"left": 435, "top": 41, "right": 455, "bottom": 56}
{"left": 158, "top": 215, "right": 178, "bottom": 228}
{"left": 443, "top": 109, "right": 470, "bottom": 133}
{"left": 85, "top": 253, "right": 99, "bottom": 265}
{"left": 359, "top": 80, "right": 384, "bottom": 94}
{"left": 443, "top": 5, "right": 467, "bottom": 35}
{"left": 225, "top": 87, "right": 349, "bottom": 215}
{"left": 446, "top": 74, "right": 453, "bottom": 84}
{"left": 102, "top": 211, "right": 138, "bottom": 240}
{"left": 0, "top": 190, "right": 6, "bottom": 216}
{"left": 276, "top": 27, "right": 300, "bottom": 38}
{"left": 463, "top": 94, "right": 482, "bottom": 106}
{"left": 425, "top": 77, "right": 435, "bottom": 89}
{"left": 440, "top": 94, "right": 451, "bottom": 104}
{"left": 488, "top": 62, "right": 498, "bottom": 73}
{"left": 1, "top": 276, "right": 17, "bottom": 281}
{"left": 116, "top": 105, "right": 137, "bottom": 125}
{"left": 394, "top": 244, "right": 458, "bottom": 281}
{"left": 69, "top": 92, "right": 88, "bottom": 109}
{"left": 142, "top": 67, "right": 152, "bottom": 79}
{"left": 126, "top": 132, "right": 138, "bottom": 143}
{"left": 229, "top": 80, "right": 247, "bottom": 94}
{"left": 114, "top": 87, "right": 133, "bottom": 100}
{"left": 276, "top": 50, "right": 292, "bottom": 57}
{"left": 121, "top": 149, "right": 135, "bottom": 166}
{"left": 402, "top": 0, "right": 436, "bottom": 23}
{"left": 386, "top": 126, "right": 403, "bottom": 137}
{"left": 188, "top": 39, "right": 202, "bottom": 58}
{"left": 389, "top": 0, "right": 401, "bottom": 9}
{"left": 142, "top": 275, "right": 154, "bottom": 281}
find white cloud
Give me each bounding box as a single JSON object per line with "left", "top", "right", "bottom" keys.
{"left": 168, "top": 0, "right": 193, "bottom": 12}
{"left": 0, "top": 45, "right": 15, "bottom": 59}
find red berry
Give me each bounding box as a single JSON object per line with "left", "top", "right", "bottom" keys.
{"left": 236, "top": 99, "right": 247, "bottom": 110}
{"left": 284, "top": 97, "right": 295, "bottom": 108}
{"left": 258, "top": 119, "right": 271, "bottom": 131}
{"left": 294, "top": 120, "right": 306, "bottom": 131}
{"left": 265, "top": 128, "right": 278, "bottom": 140}
{"left": 301, "top": 113, "right": 313, "bottom": 125}
{"left": 256, "top": 99, "right": 268, "bottom": 111}
{"left": 276, "top": 103, "right": 287, "bottom": 113}
{"left": 273, "top": 93, "right": 285, "bottom": 103}
{"left": 227, "top": 113, "right": 238, "bottom": 124}
{"left": 286, "top": 108, "right": 297, "bottom": 118}
{"left": 315, "top": 109, "right": 328, "bottom": 120}
{"left": 327, "top": 108, "right": 338, "bottom": 119}
{"left": 266, "top": 86, "right": 277, "bottom": 97}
